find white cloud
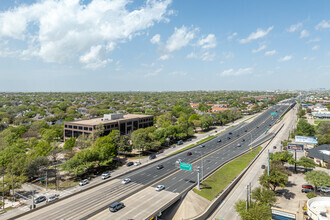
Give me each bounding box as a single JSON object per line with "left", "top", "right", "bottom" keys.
{"left": 198, "top": 34, "right": 217, "bottom": 49}
{"left": 201, "top": 51, "right": 216, "bottom": 61}
{"left": 307, "top": 38, "right": 321, "bottom": 43}
{"left": 287, "top": 22, "right": 302, "bottom": 32}
{"left": 264, "top": 50, "right": 277, "bottom": 56}
{"left": 312, "top": 45, "right": 320, "bottom": 51}
{"left": 186, "top": 52, "right": 197, "bottom": 59}
{"left": 222, "top": 51, "right": 235, "bottom": 59}
{"left": 0, "top": 0, "right": 172, "bottom": 69}
{"left": 220, "top": 67, "right": 253, "bottom": 76}
{"left": 303, "top": 57, "right": 315, "bottom": 61}
{"left": 144, "top": 67, "right": 163, "bottom": 77}
{"left": 150, "top": 34, "right": 161, "bottom": 45}
{"left": 239, "top": 26, "right": 273, "bottom": 44}
{"left": 159, "top": 54, "right": 170, "bottom": 60}
{"left": 165, "top": 26, "right": 196, "bottom": 53}
{"left": 227, "top": 32, "right": 237, "bottom": 41}
{"left": 278, "top": 55, "right": 292, "bottom": 62}
{"left": 170, "top": 71, "right": 187, "bottom": 76}
{"left": 315, "top": 20, "right": 330, "bottom": 30}
{"left": 252, "top": 45, "right": 266, "bottom": 53}
{"left": 300, "top": 29, "right": 309, "bottom": 38}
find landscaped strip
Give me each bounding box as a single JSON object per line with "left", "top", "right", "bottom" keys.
{"left": 193, "top": 146, "right": 262, "bottom": 201}
{"left": 196, "top": 135, "right": 215, "bottom": 144}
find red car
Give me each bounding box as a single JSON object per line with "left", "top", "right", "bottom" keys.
{"left": 302, "top": 184, "right": 313, "bottom": 189}
{"left": 186, "top": 152, "right": 192, "bottom": 156}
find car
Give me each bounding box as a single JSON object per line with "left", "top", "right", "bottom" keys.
{"left": 273, "top": 146, "right": 277, "bottom": 149}
{"left": 301, "top": 188, "right": 313, "bottom": 193}
{"left": 261, "top": 165, "right": 266, "bottom": 169}
{"left": 176, "top": 159, "right": 182, "bottom": 164}
{"left": 227, "top": 137, "right": 231, "bottom": 140}
{"left": 242, "top": 139, "right": 245, "bottom": 142}
{"left": 269, "top": 124, "right": 271, "bottom": 126}
{"left": 237, "top": 134, "right": 240, "bottom": 137}
{"left": 245, "top": 130, "right": 248, "bottom": 132}
{"left": 172, "top": 145, "right": 176, "bottom": 148}
{"left": 200, "top": 144, "right": 205, "bottom": 148}
{"left": 158, "top": 149, "right": 164, "bottom": 154}
{"left": 215, "top": 130, "right": 217, "bottom": 133}
{"left": 109, "top": 202, "right": 125, "bottom": 212}
{"left": 257, "top": 126, "right": 259, "bottom": 128}
{"left": 155, "top": 185, "right": 165, "bottom": 191}
{"left": 186, "top": 152, "right": 192, "bottom": 156}
{"left": 229, "top": 132, "right": 232, "bottom": 135}
{"left": 79, "top": 179, "right": 89, "bottom": 186}
{"left": 134, "top": 161, "right": 141, "bottom": 166}
{"left": 318, "top": 187, "right": 330, "bottom": 193}
{"left": 302, "top": 184, "right": 314, "bottom": 189}
{"left": 101, "top": 172, "right": 111, "bottom": 180}
{"left": 126, "top": 162, "right": 134, "bottom": 167}
{"left": 149, "top": 154, "right": 156, "bottom": 160}
{"left": 34, "top": 196, "right": 46, "bottom": 204}
{"left": 218, "top": 139, "right": 221, "bottom": 142}
{"left": 177, "top": 140, "right": 183, "bottom": 145}
{"left": 156, "top": 164, "right": 164, "bottom": 170}
{"left": 47, "top": 195, "right": 59, "bottom": 203}
{"left": 237, "top": 143, "right": 241, "bottom": 147}
{"left": 122, "top": 178, "right": 131, "bottom": 184}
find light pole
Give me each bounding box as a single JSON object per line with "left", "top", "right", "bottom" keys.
{"left": 195, "top": 151, "right": 204, "bottom": 182}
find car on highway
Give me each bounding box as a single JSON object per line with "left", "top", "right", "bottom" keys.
{"left": 34, "top": 196, "right": 46, "bottom": 204}
{"left": 122, "top": 178, "right": 131, "bottom": 184}
{"left": 257, "top": 126, "right": 259, "bottom": 128}
{"left": 229, "top": 132, "right": 232, "bottom": 135}
{"left": 47, "top": 195, "right": 59, "bottom": 203}
{"left": 218, "top": 139, "right": 221, "bottom": 142}
{"left": 273, "top": 146, "right": 277, "bottom": 149}
{"left": 79, "top": 179, "right": 89, "bottom": 186}
{"left": 126, "top": 162, "right": 134, "bottom": 167}
{"left": 176, "top": 159, "right": 182, "bottom": 164}
{"left": 177, "top": 140, "right": 183, "bottom": 145}
{"left": 109, "top": 202, "right": 125, "bottom": 212}
{"left": 101, "top": 172, "right": 111, "bottom": 179}
{"left": 186, "top": 152, "right": 192, "bottom": 156}
{"left": 155, "top": 185, "right": 165, "bottom": 191}
{"left": 134, "top": 161, "right": 141, "bottom": 166}
{"left": 237, "top": 143, "right": 241, "bottom": 147}
{"left": 242, "top": 139, "right": 245, "bottom": 142}
{"left": 200, "top": 144, "right": 205, "bottom": 148}
{"left": 156, "top": 164, "right": 164, "bottom": 170}
{"left": 237, "top": 134, "right": 240, "bottom": 137}
{"left": 302, "top": 184, "right": 313, "bottom": 189}
{"left": 261, "top": 165, "right": 266, "bottom": 169}
{"left": 227, "top": 137, "right": 231, "bottom": 140}
{"left": 245, "top": 130, "right": 248, "bottom": 132}
{"left": 301, "top": 188, "right": 313, "bottom": 193}
{"left": 149, "top": 154, "right": 156, "bottom": 160}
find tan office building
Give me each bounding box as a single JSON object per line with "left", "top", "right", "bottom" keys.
{"left": 64, "top": 113, "right": 154, "bottom": 140}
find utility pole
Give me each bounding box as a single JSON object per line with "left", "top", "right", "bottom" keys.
{"left": 197, "top": 167, "right": 200, "bottom": 190}
{"left": 46, "top": 170, "right": 48, "bottom": 192}
{"left": 246, "top": 185, "right": 249, "bottom": 209}
{"left": 2, "top": 172, "right": 4, "bottom": 210}
{"left": 32, "top": 190, "right": 35, "bottom": 210}
{"left": 294, "top": 150, "right": 297, "bottom": 173}
{"left": 11, "top": 169, "right": 14, "bottom": 202}
{"left": 267, "top": 150, "right": 270, "bottom": 176}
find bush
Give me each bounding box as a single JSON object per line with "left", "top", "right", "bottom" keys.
{"left": 306, "top": 192, "right": 317, "bottom": 199}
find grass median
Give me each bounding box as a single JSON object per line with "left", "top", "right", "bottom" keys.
{"left": 193, "top": 146, "right": 262, "bottom": 201}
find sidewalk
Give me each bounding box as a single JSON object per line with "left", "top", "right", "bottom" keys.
{"left": 1, "top": 111, "right": 262, "bottom": 219}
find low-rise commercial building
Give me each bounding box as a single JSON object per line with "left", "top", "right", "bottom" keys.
{"left": 64, "top": 113, "right": 154, "bottom": 140}
{"left": 305, "top": 144, "right": 330, "bottom": 167}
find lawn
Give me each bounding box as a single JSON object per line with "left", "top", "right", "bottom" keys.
{"left": 196, "top": 135, "right": 215, "bottom": 144}
{"left": 193, "top": 146, "right": 262, "bottom": 201}
{"left": 314, "top": 120, "right": 330, "bottom": 125}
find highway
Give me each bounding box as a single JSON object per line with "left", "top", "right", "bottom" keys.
{"left": 16, "top": 101, "right": 295, "bottom": 220}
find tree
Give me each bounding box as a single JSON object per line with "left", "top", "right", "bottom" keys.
{"left": 197, "top": 103, "right": 211, "bottom": 112}
{"left": 26, "top": 157, "right": 50, "bottom": 179}
{"left": 297, "top": 109, "right": 306, "bottom": 118}
{"left": 63, "top": 137, "right": 76, "bottom": 150}
{"left": 92, "top": 124, "right": 104, "bottom": 141}
{"left": 201, "top": 115, "right": 213, "bottom": 130}
{"left": 297, "top": 156, "right": 316, "bottom": 171}
{"left": 235, "top": 200, "right": 272, "bottom": 220}
{"left": 259, "top": 169, "right": 288, "bottom": 192}
{"left": 270, "top": 151, "right": 295, "bottom": 164}
{"left": 252, "top": 187, "right": 276, "bottom": 206}
{"left": 305, "top": 170, "right": 330, "bottom": 190}
{"left": 295, "top": 119, "right": 315, "bottom": 137}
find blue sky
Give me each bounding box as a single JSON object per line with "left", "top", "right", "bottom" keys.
{"left": 0, "top": 0, "right": 329, "bottom": 92}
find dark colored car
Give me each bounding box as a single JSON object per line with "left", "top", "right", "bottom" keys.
{"left": 273, "top": 146, "right": 277, "bottom": 149}
{"left": 301, "top": 188, "right": 313, "bottom": 193}
{"left": 177, "top": 140, "right": 183, "bottom": 145}
{"left": 186, "top": 152, "right": 192, "bottom": 156}
{"left": 156, "top": 164, "right": 164, "bottom": 170}
{"left": 242, "top": 139, "right": 245, "bottom": 142}
{"left": 257, "top": 126, "right": 259, "bottom": 128}
{"left": 126, "top": 162, "right": 134, "bottom": 167}
{"left": 34, "top": 196, "right": 46, "bottom": 204}
{"left": 158, "top": 149, "right": 164, "bottom": 154}
{"left": 237, "top": 134, "right": 240, "bottom": 137}
{"left": 229, "top": 132, "right": 232, "bottom": 135}
{"left": 218, "top": 139, "right": 221, "bottom": 142}
{"left": 261, "top": 165, "right": 266, "bottom": 169}
{"left": 227, "top": 137, "right": 231, "bottom": 140}
{"left": 149, "top": 154, "right": 156, "bottom": 160}
{"left": 245, "top": 130, "right": 248, "bottom": 132}
{"left": 109, "top": 202, "right": 125, "bottom": 212}
{"left": 302, "top": 184, "right": 314, "bottom": 189}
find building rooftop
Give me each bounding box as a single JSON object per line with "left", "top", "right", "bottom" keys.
{"left": 306, "top": 144, "right": 330, "bottom": 162}
{"left": 65, "top": 114, "right": 153, "bottom": 126}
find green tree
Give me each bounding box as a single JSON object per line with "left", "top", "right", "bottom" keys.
{"left": 259, "top": 169, "right": 288, "bottom": 192}
{"left": 235, "top": 200, "right": 272, "bottom": 220}
{"left": 63, "top": 137, "right": 76, "bottom": 150}
{"left": 270, "top": 151, "right": 295, "bottom": 164}
{"left": 305, "top": 170, "right": 330, "bottom": 190}
{"left": 296, "top": 119, "right": 315, "bottom": 137}
{"left": 251, "top": 187, "right": 276, "bottom": 206}
{"left": 201, "top": 115, "right": 213, "bottom": 130}
{"left": 297, "top": 109, "right": 306, "bottom": 118}
{"left": 297, "top": 156, "right": 316, "bottom": 171}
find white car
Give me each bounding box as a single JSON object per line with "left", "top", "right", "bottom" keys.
{"left": 155, "top": 185, "right": 165, "bottom": 191}
{"left": 79, "top": 179, "right": 89, "bottom": 186}
{"left": 134, "top": 161, "right": 141, "bottom": 166}
{"left": 101, "top": 172, "right": 111, "bottom": 180}
{"left": 122, "top": 178, "right": 131, "bottom": 184}
{"left": 176, "top": 159, "right": 182, "bottom": 164}
{"left": 47, "top": 195, "right": 59, "bottom": 203}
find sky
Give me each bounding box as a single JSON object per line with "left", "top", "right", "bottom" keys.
{"left": 0, "top": 0, "right": 329, "bottom": 92}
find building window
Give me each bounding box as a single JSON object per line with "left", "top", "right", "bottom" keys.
{"left": 65, "top": 125, "right": 67, "bottom": 128}
{"left": 84, "top": 127, "right": 88, "bottom": 131}
{"left": 78, "top": 126, "right": 83, "bottom": 130}
{"left": 73, "top": 126, "right": 77, "bottom": 129}
{"left": 89, "top": 127, "right": 92, "bottom": 131}
{"left": 69, "top": 125, "right": 72, "bottom": 128}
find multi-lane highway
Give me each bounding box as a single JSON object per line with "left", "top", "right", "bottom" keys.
{"left": 16, "top": 100, "right": 295, "bottom": 220}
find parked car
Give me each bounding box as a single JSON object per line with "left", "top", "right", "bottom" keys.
{"left": 109, "top": 202, "right": 125, "bottom": 212}
{"left": 186, "top": 152, "right": 192, "bottom": 156}
{"left": 102, "top": 172, "right": 111, "bottom": 180}
{"left": 158, "top": 149, "right": 164, "bottom": 154}
{"left": 126, "top": 162, "right": 134, "bottom": 167}
{"left": 47, "top": 195, "right": 59, "bottom": 203}
{"left": 34, "top": 196, "right": 46, "bottom": 204}
{"left": 149, "top": 154, "right": 156, "bottom": 160}
{"left": 134, "top": 161, "right": 141, "bottom": 166}
{"left": 318, "top": 187, "right": 330, "bottom": 193}
{"left": 301, "top": 188, "right": 313, "bottom": 193}
{"left": 79, "top": 179, "right": 89, "bottom": 186}
{"left": 156, "top": 164, "right": 164, "bottom": 170}
{"left": 302, "top": 184, "right": 314, "bottom": 189}
{"left": 122, "top": 178, "right": 131, "bottom": 184}
{"left": 155, "top": 185, "right": 165, "bottom": 191}
{"left": 177, "top": 140, "right": 183, "bottom": 145}
{"left": 172, "top": 145, "right": 176, "bottom": 148}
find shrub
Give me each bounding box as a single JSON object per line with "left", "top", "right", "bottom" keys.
{"left": 306, "top": 192, "right": 317, "bottom": 199}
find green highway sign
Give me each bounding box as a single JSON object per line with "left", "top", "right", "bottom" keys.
{"left": 271, "top": 112, "right": 277, "bottom": 116}
{"left": 180, "top": 162, "right": 192, "bottom": 171}
{"left": 267, "top": 128, "right": 270, "bottom": 131}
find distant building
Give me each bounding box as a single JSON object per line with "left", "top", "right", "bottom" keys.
{"left": 63, "top": 113, "right": 153, "bottom": 140}
{"left": 305, "top": 144, "right": 330, "bottom": 167}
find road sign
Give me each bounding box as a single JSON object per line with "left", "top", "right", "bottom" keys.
{"left": 271, "top": 112, "right": 277, "bottom": 116}
{"left": 180, "top": 162, "right": 192, "bottom": 171}
{"left": 287, "top": 143, "right": 304, "bottom": 152}
{"left": 267, "top": 128, "right": 269, "bottom": 131}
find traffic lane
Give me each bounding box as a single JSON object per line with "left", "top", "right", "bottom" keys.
{"left": 92, "top": 187, "right": 179, "bottom": 220}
